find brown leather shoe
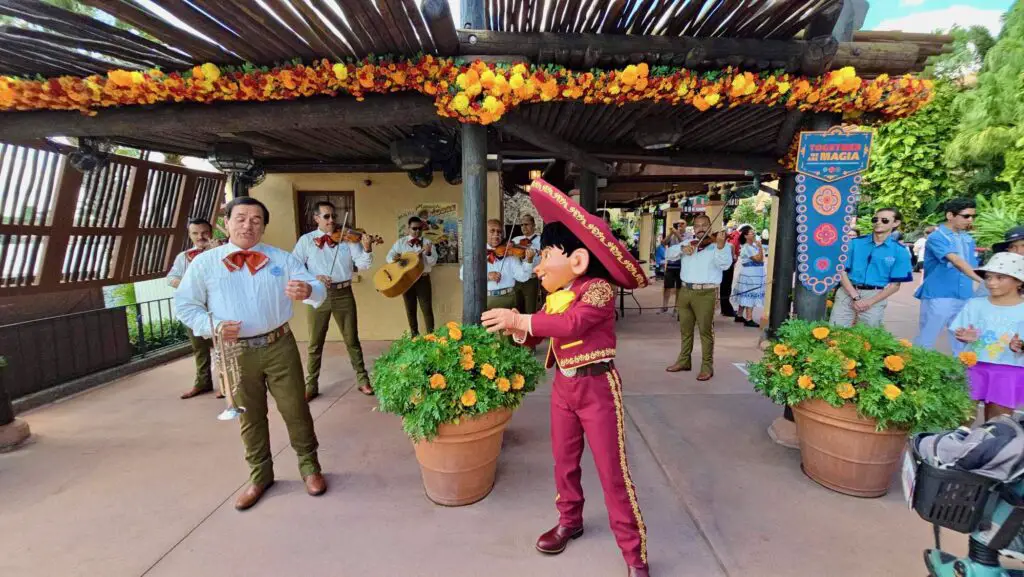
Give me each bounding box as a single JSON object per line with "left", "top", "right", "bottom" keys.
{"left": 304, "top": 390, "right": 319, "bottom": 402}
{"left": 304, "top": 473, "right": 327, "bottom": 496}
{"left": 696, "top": 371, "right": 713, "bottom": 381}
{"left": 234, "top": 481, "right": 273, "bottom": 511}
{"left": 665, "top": 363, "right": 691, "bottom": 373}
{"left": 535, "top": 524, "right": 584, "bottom": 554}
{"left": 180, "top": 387, "right": 211, "bottom": 399}
{"left": 358, "top": 383, "right": 374, "bottom": 396}
{"left": 627, "top": 565, "right": 650, "bottom": 577}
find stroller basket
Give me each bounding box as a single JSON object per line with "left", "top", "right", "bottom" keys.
{"left": 912, "top": 460, "right": 1000, "bottom": 534}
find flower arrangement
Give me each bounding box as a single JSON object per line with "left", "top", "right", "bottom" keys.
{"left": 372, "top": 321, "right": 545, "bottom": 442}
{"left": 749, "top": 320, "right": 975, "bottom": 432}
{"left": 0, "top": 56, "right": 932, "bottom": 130}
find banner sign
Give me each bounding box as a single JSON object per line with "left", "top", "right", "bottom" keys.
{"left": 794, "top": 126, "right": 873, "bottom": 295}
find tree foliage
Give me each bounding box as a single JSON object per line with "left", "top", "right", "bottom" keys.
{"left": 862, "top": 82, "right": 961, "bottom": 231}
{"left": 924, "top": 25, "right": 996, "bottom": 82}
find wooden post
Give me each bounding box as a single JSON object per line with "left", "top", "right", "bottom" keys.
{"left": 578, "top": 170, "right": 598, "bottom": 213}
{"left": 792, "top": 113, "right": 840, "bottom": 322}
{"left": 460, "top": 0, "right": 487, "bottom": 325}
{"left": 638, "top": 212, "right": 654, "bottom": 265}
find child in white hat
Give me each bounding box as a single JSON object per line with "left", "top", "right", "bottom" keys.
{"left": 951, "top": 252, "right": 1024, "bottom": 421}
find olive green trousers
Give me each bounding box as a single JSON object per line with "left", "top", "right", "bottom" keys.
{"left": 676, "top": 287, "right": 717, "bottom": 374}
{"left": 185, "top": 327, "right": 213, "bottom": 391}
{"left": 514, "top": 277, "right": 541, "bottom": 314}
{"left": 305, "top": 286, "right": 369, "bottom": 393}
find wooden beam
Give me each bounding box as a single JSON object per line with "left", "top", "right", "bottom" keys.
{"left": 262, "top": 161, "right": 401, "bottom": 173}
{"left": 833, "top": 42, "right": 922, "bottom": 75}
{"left": 497, "top": 114, "right": 612, "bottom": 177}
{"left": 605, "top": 173, "right": 749, "bottom": 184}
{"left": 502, "top": 147, "right": 778, "bottom": 173}
{"left": 0, "top": 95, "right": 440, "bottom": 141}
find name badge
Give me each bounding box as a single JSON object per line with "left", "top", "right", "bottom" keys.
{"left": 270, "top": 265, "right": 284, "bottom": 277}
{"left": 884, "top": 256, "right": 895, "bottom": 266}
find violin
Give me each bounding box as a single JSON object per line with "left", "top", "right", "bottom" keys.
{"left": 331, "top": 225, "right": 383, "bottom": 246}
{"left": 687, "top": 231, "right": 719, "bottom": 250}
{"left": 492, "top": 245, "right": 530, "bottom": 259}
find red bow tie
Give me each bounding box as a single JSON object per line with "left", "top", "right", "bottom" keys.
{"left": 487, "top": 249, "right": 498, "bottom": 264}
{"left": 185, "top": 248, "right": 203, "bottom": 262}
{"left": 223, "top": 250, "right": 269, "bottom": 274}
{"left": 314, "top": 235, "right": 337, "bottom": 249}
{"left": 409, "top": 238, "right": 422, "bottom": 247}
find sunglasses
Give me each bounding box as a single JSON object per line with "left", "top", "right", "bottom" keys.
{"left": 957, "top": 213, "right": 977, "bottom": 219}
{"left": 318, "top": 214, "right": 335, "bottom": 220}
{"left": 871, "top": 217, "right": 892, "bottom": 224}
{"left": 410, "top": 227, "right": 423, "bottom": 231}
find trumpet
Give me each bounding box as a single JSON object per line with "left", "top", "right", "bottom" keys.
{"left": 208, "top": 312, "right": 246, "bottom": 421}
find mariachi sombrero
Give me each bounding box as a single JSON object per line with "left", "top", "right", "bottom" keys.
{"left": 528, "top": 178, "right": 649, "bottom": 289}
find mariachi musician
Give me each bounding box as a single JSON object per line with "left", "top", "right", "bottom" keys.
{"left": 481, "top": 179, "right": 651, "bottom": 577}
{"left": 512, "top": 214, "right": 542, "bottom": 314}
{"left": 168, "top": 217, "right": 221, "bottom": 400}
{"left": 387, "top": 216, "right": 437, "bottom": 335}
{"left": 665, "top": 213, "right": 732, "bottom": 381}
{"left": 292, "top": 201, "right": 375, "bottom": 399}
{"left": 461, "top": 219, "right": 535, "bottom": 311}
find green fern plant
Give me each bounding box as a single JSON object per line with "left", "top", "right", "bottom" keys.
{"left": 974, "top": 195, "right": 1024, "bottom": 249}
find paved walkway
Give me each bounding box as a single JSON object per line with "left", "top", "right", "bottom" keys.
{"left": 1, "top": 279, "right": 947, "bottom": 577}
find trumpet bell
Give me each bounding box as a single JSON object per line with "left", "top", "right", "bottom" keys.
{"left": 217, "top": 406, "right": 246, "bottom": 421}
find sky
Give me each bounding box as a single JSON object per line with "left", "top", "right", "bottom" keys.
{"left": 863, "top": 0, "right": 1012, "bottom": 35}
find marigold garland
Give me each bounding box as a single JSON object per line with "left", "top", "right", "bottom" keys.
{"left": 0, "top": 56, "right": 932, "bottom": 131}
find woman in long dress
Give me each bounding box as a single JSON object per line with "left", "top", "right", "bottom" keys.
{"left": 731, "top": 225, "right": 765, "bottom": 328}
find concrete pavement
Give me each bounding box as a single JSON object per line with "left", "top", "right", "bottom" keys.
{"left": 1, "top": 280, "right": 946, "bottom": 577}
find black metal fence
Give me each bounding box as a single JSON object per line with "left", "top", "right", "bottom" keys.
{"left": 0, "top": 298, "right": 188, "bottom": 400}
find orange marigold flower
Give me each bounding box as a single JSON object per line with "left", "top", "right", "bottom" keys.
{"left": 460, "top": 389, "right": 478, "bottom": 407}
{"left": 836, "top": 382, "right": 857, "bottom": 399}
{"left": 842, "top": 358, "right": 856, "bottom": 371}
{"left": 812, "top": 327, "right": 830, "bottom": 340}
{"left": 847, "top": 369, "right": 858, "bottom": 379}
{"left": 959, "top": 351, "right": 978, "bottom": 367}
{"left": 439, "top": 337, "right": 448, "bottom": 345}
{"left": 423, "top": 334, "right": 438, "bottom": 342}
{"left": 899, "top": 338, "right": 913, "bottom": 348}
{"left": 798, "top": 375, "right": 815, "bottom": 390}
{"left": 449, "top": 327, "right": 463, "bottom": 341}
{"left": 460, "top": 356, "right": 475, "bottom": 371}
{"left": 863, "top": 341, "right": 872, "bottom": 351}
{"left": 481, "top": 363, "right": 497, "bottom": 379}
{"left": 773, "top": 344, "right": 790, "bottom": 357}
{"left": 883, "top": 384, "right": 902, "bottom": 400}
{"left": 460, "top": 345, "right": 473, "bottom": 355}
{"left": 780, "top": 364, "right": 795, "bottom": 377}
{"left": 446, "top": 321, "right": 460, "bottom": 330}
{"left": 884, "top": 355, "right": 905, "bottom": 372}
{"left": 496, "top": 377, "right": 511, "bottom": 392}
{"left": 429, "top": 373, "right": 447, "bottom": 390}
{"left": 511, "top": 374, "right": 525, "bottom": 390}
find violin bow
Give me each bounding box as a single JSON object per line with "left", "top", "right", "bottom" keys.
{"left": 327, "top": 211, "right": 350, "bottom": 280}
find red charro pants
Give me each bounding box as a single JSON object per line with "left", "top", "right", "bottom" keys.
{"left": 550, "top": 366, "right": 648, "bottom": 568}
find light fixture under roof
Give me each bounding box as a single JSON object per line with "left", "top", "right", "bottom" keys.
{"left": 208, "top": 141, "right": 256, "bottom": 173}
{"left": 390, "top": 139, "right": 430, "bottom": 170}
{"left": 633, "top": 116, "right": 683, "bottom": 150}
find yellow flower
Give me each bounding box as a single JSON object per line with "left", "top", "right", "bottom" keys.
{"left": 812, "top": 327, "right": 830, "bottom": 340}
{"left": 451, "top": 92, "right": 470, "bottom": 113}
{"left": 773, "top": 344, "right": 790, "bottom": 357}
{"left": 883, "top": 384, "right": 902, "bottom": 400}
{"left": 108, "top": 69, "right": 134, "bottom": 88}
{"left": 481, "top": 363, "right": 496, "bottom": 379}
{"left": 842, "top": 358, "right": 856, "bottom": 371}
{"left": 511, "top": 374, "right": 525, "bottom": 390}
{"left": 899, "top": 339, "right": 913, "bottom": 348}
{"left": 429, "top": 373, "right": 447, "bottom": 390}
{"left": 798, "top": 375, "right": 815, "bottom": 390}
{"left": 332, "top": 63, "right": 348, "bottom": 80}
{"left": 200, "top": 63, "right": 221, "bottom": 82}
{"left": 884, "top": 355, "right": 905, "bottom": 372}
{"left": 510, "top": 73, "right": 525, "bottom": 90}
{"left": 776, "top": 81, "right": 791, "bottom": 94}
{"left": 449, "top": 327, "right": 463, "bottom": 341}
{"left": 620, "top": 64, "right": 639, "bottom": 85}
{"left": 959, "top": 351, "right": 978, "bottom": 367}
{"left": 704, "top": 93, "right": 720, "bottom": 106}
{"left": 544, "top": 289, "right": 576, "bottom": 314}
{"left": 461, "top": 389, "right": 478, "bottom": 407}
{"left": 496, "top": 377, "right": 511, "bottom": 392}
{"left": 836, "top": 382, "right": 857, "bottom": 400}
{"left": 780, "top": 364, "right": 795, "bottom": 377}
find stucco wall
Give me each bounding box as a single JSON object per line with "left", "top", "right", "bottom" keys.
{"left": 251, "top": 171, "right": 501, "bottom": 341}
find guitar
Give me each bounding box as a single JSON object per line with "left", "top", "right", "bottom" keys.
{"left": 373, "top": 251, "right": 424, "bottom": 298}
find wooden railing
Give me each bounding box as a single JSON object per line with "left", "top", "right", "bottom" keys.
{"left": 0, "top": 142, "right": 226, "bottom": 296}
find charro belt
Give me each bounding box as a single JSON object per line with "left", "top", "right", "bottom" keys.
{"left": 488, "top": 287, "right": 514, "bottom": 296}
{"left": 328, "top": 281, "right": 352, "bottom": 290}
{"left": 682, "top": 282, "right": 718, "bottom": 290}
{"left": 238, "top": 324, "right": 290, "bottom": 348}
{"left": 852, "top": 283, "right": 884, "bottom": 291}
{"left": 559, "top": 361, "right": 614, "bottom": 378}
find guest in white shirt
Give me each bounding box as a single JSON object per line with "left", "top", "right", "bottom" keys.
{"left": 512, "top": 214, "right": 542, "bottom": 313}
{"left": 167, "top": 217, "right": 220, "bottom": 400}
{"left": 387, "top": 216, "right": 438, "bottom": 335}
{"left": 293, "top": 201, "right": 375, "bottom": 399}
{"left": 461, "top": 219, "right": 535, "bottom": 310}
{"left": 665, "top": 214, "right": 733, "bottom": 381}
{"left": 660, "top": 222, "right": 685, "bottom": 313}
{"left": 174, "top": 197, "right": 328, "bottom": 511}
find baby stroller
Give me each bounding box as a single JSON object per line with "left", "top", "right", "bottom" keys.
{"left": 906, "top": 415, "right": 1024, "bottom": 576}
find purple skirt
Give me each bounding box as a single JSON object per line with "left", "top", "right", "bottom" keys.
{"left": 968, "top": 362, "right": 1024, "bottom": 408}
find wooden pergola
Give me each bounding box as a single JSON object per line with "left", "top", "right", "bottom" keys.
{"left": 0, "top": 0, "right": 949, "bottom": 325}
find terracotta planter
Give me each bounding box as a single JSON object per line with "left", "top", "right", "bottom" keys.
{"left": 412, "top": 407, "right": 513, "bottom": 506}
{"left": 792, "top": 398, "right": 908, "bottom": 498}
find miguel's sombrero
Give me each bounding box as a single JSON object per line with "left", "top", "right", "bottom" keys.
{"left": 528, "top": 178, "right": 649, "bottom": 289}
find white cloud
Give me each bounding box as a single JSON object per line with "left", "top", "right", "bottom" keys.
{"left": 876, "top": 5, "right": 1004, "bottom": 35}
{"left": 899, "top": 0, "right": 926, "bottom": 6}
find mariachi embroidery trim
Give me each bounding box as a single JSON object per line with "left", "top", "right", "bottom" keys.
{"left": 607, "top": 370, "right": 648, "bottom": 564}
{"left": 581, "top": 280, "right": 615, "bottom": 308}
{"left": 558, "top": 348, "right": 616, "bottom": 367}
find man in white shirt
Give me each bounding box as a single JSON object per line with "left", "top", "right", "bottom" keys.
{"left": 387, "top": 216, "right": 438, "bottom": 335}
{"left": 167, "top": 217, "right": 220, "bottom": 400}
{"left": 512, "top": 214, "right": 542, "bottom": 313}
{"left": 660, "top": 222, "right": 685, "bottom": 313}
{"left": 293, "top": 201, "right": 374, "bottom": 400}
{"left": 175, "top": 197, "right": 328, "bottom": 511}
{"left": 665, "top": 214, "right": 733, "bottom": 381}
{"left": 461, "top": 219, "right": 535, "bottom": 310}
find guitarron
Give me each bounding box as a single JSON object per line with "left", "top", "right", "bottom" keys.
{"left": 374, "top": 251, "right": 424, "bottom": 297}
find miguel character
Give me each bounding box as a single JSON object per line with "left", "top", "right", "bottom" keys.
{"left": 481, "top": 179, "right": 651, "bottom": 577}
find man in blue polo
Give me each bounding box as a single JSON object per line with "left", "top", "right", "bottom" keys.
{"left": 914, "top": 197, "right": 984, "bottom": 353}
{"left": 831, "top": 207, "right": 913, "bottom": 327}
